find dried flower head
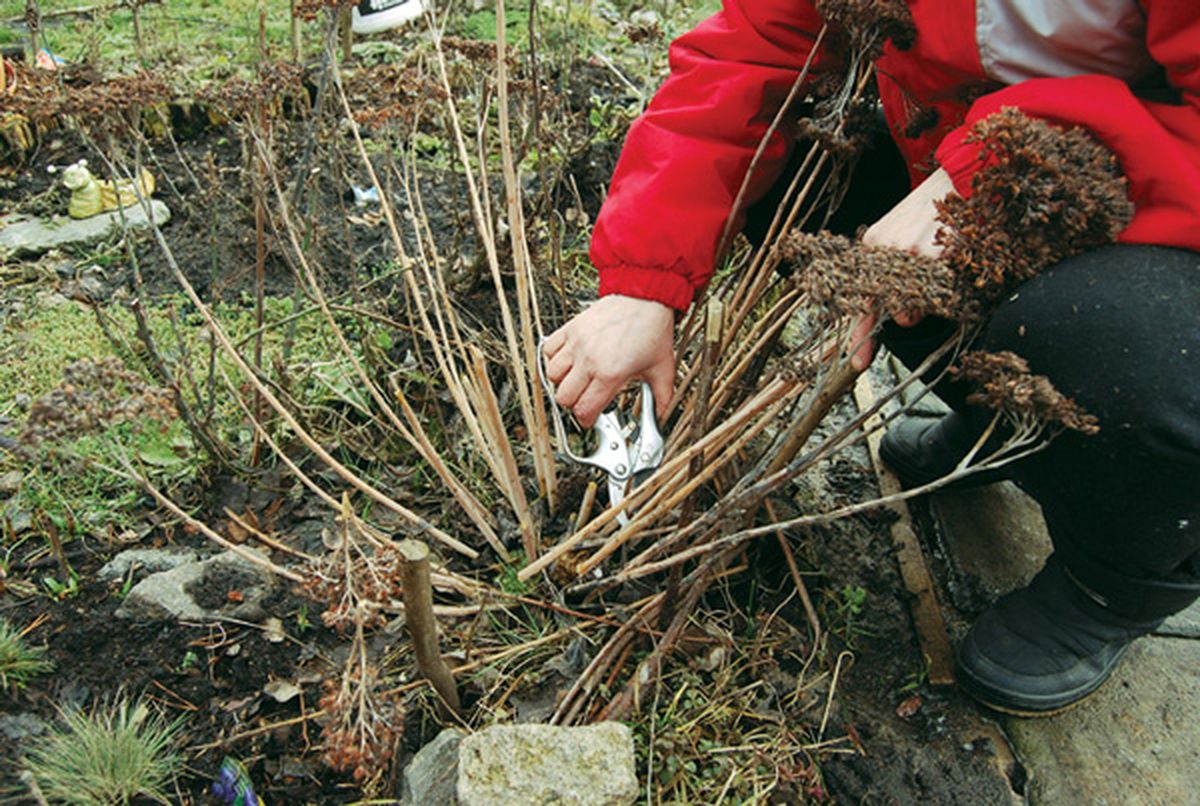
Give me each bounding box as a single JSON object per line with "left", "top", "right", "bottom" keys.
{"left": 935, "top": 108, "right": 1134, "bottom": 313}
{"left": 626, "top": 21, "right": 664, "bottom": 46}
{"left": 302, "top": 541, "right": 405, "bottom": 634}
{"left": 198, "top": 62, "right": 305, "bottom": 121}
{"left": 20, "top": 359, "right": 176, "bottom": 447}
{"left": 794, "top": 96, "right": 879, "bottom": 157}
{"left": 342, "top": 64, "right": 446, "bottom": 129}
{"left": 1, "top": 68, "right": 170, "bottom": 136}
{"left": 954, "top": 350, "right": 1099, "bottom": 434}
{"left": 293, "top": 0, "right": 356, "bottom": 21}
{"left": 814, "top": 0, "right": 916, "bottom": 57}
{"left": 783, "top": 231, "right": 960, "bottom": 324}
{"left": 317, "top": 666, "right": 404, "bottom": 784}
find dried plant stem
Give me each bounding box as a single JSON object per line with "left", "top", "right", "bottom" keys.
{"left": 765, "top": 499, "right": 822, "bottom": 647}
{"left": 574, "top": 481, "right": 598, "bottom": 533}
{"left": 224, "top": 508, "right": 317, "bottom": 563}
{"left": 397, "top": 539, "right": 462, "bottom": 717}
{"left": 465, "top": 346, "right": 536, "bottom": 558}
{"left": 819, "top": 650, "right": 855, "bottom": 742}
{"left": 551, "top": 593, "right": 664, "bottom": 725}
{"left": 390, "top": 383, "right": 509, "bottom": 560}
{"left": 330, "top": 70, "right": 535, "bottom": 552}
{"left": 767, "top": 357, "right": 861, "bottom": 475}
{"left": 520, "top": 376, "right": 795, "bottom": 582}
{"left": 140, "top": 209, "right": 477, "bottom": 558}
{"left": 496, "top": 0, "right": 558, "bottom": 513}
{"left": 252, "top": 131, "right": 504, "bottom": 557}
{"left": 429, "top": 21, "right": 550, "bottom": 535}
{"left": 108, "top": 455, "right": 304, "bottom": 582}
{"left": 575, "top": 378, "right": 802, "bottom": 578}
{"left": 600, "top": 547, "right": 739, "bottom": 721}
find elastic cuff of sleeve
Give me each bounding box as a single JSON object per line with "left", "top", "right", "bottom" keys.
{"left": 935, "top": 124, "right": 987, "bottom": 199}
{"left": 598, "top": 265, "right": 696, "bottom": 312}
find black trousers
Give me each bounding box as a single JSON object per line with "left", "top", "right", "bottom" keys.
{"left": 751, "top": 131, "right": 1200, "bottom": 620}
{"left": 882, "top": 247, "right": 1200, "bottom": 620}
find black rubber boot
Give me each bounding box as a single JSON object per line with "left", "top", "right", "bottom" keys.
{"left": 879, "top": 411, "right": 1006, "bottom": 489}
{"left": 956, "top": 556, "right": 1167, "bottom": 716}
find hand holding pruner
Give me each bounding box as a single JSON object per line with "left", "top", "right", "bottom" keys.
{"left": 538, "top": 340, "right": 665, "bottom": 525}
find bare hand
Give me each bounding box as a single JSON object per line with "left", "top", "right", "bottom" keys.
{"left": 542, "top": 295, "right": 676, "bottom": 428}
{"left": 851, "top": 167, "right": 956, "bottom": 370}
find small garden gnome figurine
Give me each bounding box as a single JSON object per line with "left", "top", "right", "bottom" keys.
{"left": 56, "top": 159, "right": 156, "bottom": 219}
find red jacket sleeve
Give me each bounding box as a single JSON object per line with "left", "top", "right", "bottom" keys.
{"left": 935, "top": 2, "right": 1200, "bottom": 254}
{"left": 591, "top": 0, "right": 826, "bottom": 311}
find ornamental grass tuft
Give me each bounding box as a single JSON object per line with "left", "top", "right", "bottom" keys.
{"left": 24, "top": 698, "right": 185, "bottom": 806}
{"left": 0, "top": 619, "right": 52, "bottom": 691}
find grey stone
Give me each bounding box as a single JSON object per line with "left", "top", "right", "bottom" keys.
{"left": 456, "top": 722, "right": 637, "bottom": 806}
{"left": 0, "top": 470, "right": 23, "bottom": 495}
{"left": 1006, "top": 638, "right": 1200, "bottom": 806}
{"left": 98, "top": 547, "right": 200, "bottom": 582}
{"left": 931, "top": 481, "right": 1052, "bottom": 597}
{"left": 402, "top": 728, "right": 465, "bottom": 805}
{"left": 0, "top": 712, "right": 47, "bottom": 740}
{"left": 1159, "top": 599, "right": 1200, "bottom": 638}
{"left": 115, "top": 549, "right": 274, "bottom": 622}
{"left": 931, "top": 480, "right": 1200, "bottom": 806}
{"left": 0, "top": 200, "right": 170, "bottom": 259}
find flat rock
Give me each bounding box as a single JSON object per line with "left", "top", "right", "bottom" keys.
{"left": 0, "top": 470, "right": 23, "bottom": 495}
{"left": 1006, "top": 637, "right": 1200, "bottom": 806}
{"left": 402, "top": 728, "right": 464, "bottom": 805}
{"left": 0, "top": 712, "right": 47, "bottom": 740}
{"left": 0, "top": 200, "right": 170, "bottom": 258}
{"left": 1159, "top": 598, "right": 1200, "bottom": 639}
{"left": 115, "top": 548, "right": 274, "bottom": 622}
{"left": 931, "top": 481, "right": 1200, "bottom": 806}
{"left": 931, "top": 481, "right": 1052, "bottom": 597}
{"left": 457, "top": 722, "right": 637, "bottom": 806}
{"left": 98, "top": 547, "right": 200, "bottom": 582}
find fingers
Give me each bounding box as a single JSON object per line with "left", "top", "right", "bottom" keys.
{"left": 553, "top": 363, "right": 590, "bottom": 415}
{"left": 542, "top": 328, "right": 566, "bottom": 358}
{"left": 893, "top": 310, "right": 925, "bottom": 328}
{"left": 572, "top": 380, "right": 620, "bottom": 429}
{"left": 644, "top": 359, "right": 675, "bottom": 422}
{"left": 544, "top": 346, "right": 573, "bottom": 384}
{"left": 849, "top": 313, "right": 877, "bottom": 372}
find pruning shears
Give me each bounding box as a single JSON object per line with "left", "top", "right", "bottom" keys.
{"left": 539, "top": 341, "right": 665, "bottom": 525}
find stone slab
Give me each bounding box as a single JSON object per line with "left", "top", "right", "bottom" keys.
{"left": 402, "top": 728, "right": 464, "bottom": 805}
{"left": 456, "top": 722, "right": 637, "bottom": 806}
{"left": 931, "top": 481, "right": 1051, "bottom": 597}
{"left": 1159, "top": 599, "right": 1200, "bottom": 638}
{"left": 0, "top": 200, "right": 170, "bottom": 258}
{"left": 1005, "top": 638, "right": 1200, "bottom": 806}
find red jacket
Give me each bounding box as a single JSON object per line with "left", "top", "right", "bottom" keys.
{"left": 592, "top": 0, "right": 1200, "bottom": 311}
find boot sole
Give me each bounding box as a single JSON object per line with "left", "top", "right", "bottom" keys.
{"left": 966, "top": 688, "right": 1094, "bottom": 718}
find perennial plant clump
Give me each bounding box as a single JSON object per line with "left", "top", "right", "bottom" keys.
{"left": 0, "top": 620, "right": 53, "bottom": 691}
{"left": 24, "top": 699, "right": 184, "bottom": 806}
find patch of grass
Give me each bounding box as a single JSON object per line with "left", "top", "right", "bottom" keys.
{"left": 24, "top": 698, "right": 184, "bottom": 806}
{"left": 0, "top": 288, "right": 378, "bottom": 541}
{"left": 457, "top": 7, "right": 531, "bottom": 48}
{"left": 0, "top": 0, "right": 317, "bottom": 78}
{"left": 0, "top": 619, "right": 52, "bottom": 691}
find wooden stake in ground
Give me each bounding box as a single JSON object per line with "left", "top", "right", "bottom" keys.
{"left": 397, "top": 539, "right": 463, "bottom": 716}
{"left": 852, "top": 372, "right": 955, "bottom": 685}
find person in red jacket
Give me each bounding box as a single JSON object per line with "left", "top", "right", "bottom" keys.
{"left": 542, "top": 1, "right": 1200, "bottom": 715}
